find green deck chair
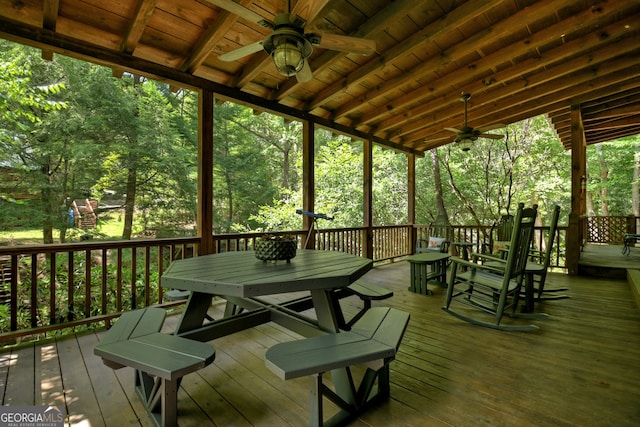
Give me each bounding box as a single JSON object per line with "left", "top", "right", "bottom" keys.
{"left": 525, "top": 205, "right": 569, "bottom": 300}
{"left": 416, "top": 214, "right": 451, "bottom": 254}
{"left": 442, "top": 203, "right": 548, "bottom": 331}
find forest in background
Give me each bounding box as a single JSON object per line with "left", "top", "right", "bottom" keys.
{"left": 1, "top": 40, "right": 639, "bottom": 245}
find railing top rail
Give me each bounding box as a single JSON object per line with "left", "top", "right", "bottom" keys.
{"left": 0, "top": 236, "right": 200, "bottom": 256}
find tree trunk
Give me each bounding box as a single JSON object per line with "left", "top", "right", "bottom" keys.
{"left": 41, "top": 165, "right": 56, "bottom": 244}
{"left": 432, "top": 149, "right": 449, "bottom": 221}
{"left": 122, "top": 167, "right": 137, "bottom": 240}
{"left": 595, "top": 144, "right": 609, "bottom": 216}
{"left": 586, "top": 191, "right": 596, "bottom": 216}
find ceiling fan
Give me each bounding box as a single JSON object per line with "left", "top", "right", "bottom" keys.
{"left": 211, "top": 0, "right": 376, "bottom": 83}
{"left": 445, "top": 93, "right": 505, "bottom": 151}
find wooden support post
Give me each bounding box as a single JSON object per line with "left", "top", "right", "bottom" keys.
{"left": 198, "top": 89, "right": 215, "bottom": 256}
{"left": 566, "top": 105, "right": 587, "bottom": 275}
{"left": 408, "top": 153, "right": 416, "bottom": 255}
{"left": 302, "top": 120, "right": 315, "bottom": 249}
{"left": 363, "top": 140, "right": 374, "bottom": 259}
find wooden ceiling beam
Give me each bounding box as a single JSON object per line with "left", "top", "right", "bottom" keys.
{"left": 372, "top": 1, "right": 638, "bottom": 138}
{"left": 399, "top": 37, "right": 640, "bottom": 144}
{"left": 557, "top": 116, "right": 640, "bottom": 140}
{"left": 42, "top": 0, "right": 59, "bottom": 31}
{"left": 180, "top": 9, "right": 239, "bottom": 74}
{"left": 554, "top": 99, "right": 640, "bottom": 136}
{"left": 412, "top": 72, "right": 640, "bottom": 150}
{"left": 583, "top": 115, "right": 640, "bottom": 131}
{"left": 120, "top": 0, "right": 159, "bottom": 54}
{"left": 182, "top": 0, "right": 259, "bottom": 75}
{"left": 320, "top": 0, "right": 504, "bottom": 119}
{"left": 41, "top": 0, "right": 59, "bottom": 60}
{"left": 584, "top": 99, "right": 640, "bottom": 120}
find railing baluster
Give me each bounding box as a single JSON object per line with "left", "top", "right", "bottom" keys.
{"left": 85, "top": 249, "right": 91, "bottom": 318}
{"left": 116, "top": 248, "right": 123, "bottom": 312}
{"left": 67, "top": 251, "right": 74, "bottom": 322}
{"left": 10, "top": 255, "right": 18, "bottom": 331}
{"left": 145, "top": 246, "right": 151, "bottom": 307}
{"left": 131, "top": 248, "right": 137, "bottom": 309}
{"left": 101, "top": 248, "right": 108, "bottom": 315}
{"left": 49, "top": 254, "right": 56, "bottom": 326}
{"left": 30, "top": 254, "right": 37, "bottom": 328}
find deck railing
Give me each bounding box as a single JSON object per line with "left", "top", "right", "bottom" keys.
{"left": 585, "top": 215, "right": 638, "bottom": 244}
{"left": 0, "top": 217, "right": 610, "bottom": 344}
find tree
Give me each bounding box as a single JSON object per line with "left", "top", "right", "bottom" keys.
{"left": 0, "top": 42, "right": 70, "bottom": 242}
{"left": 92, "top": 76, "right": 198, "bottom": 239}
{"left": 587, "top": 137, "right": 638, "bottom": 216}
{"left": 438, "top": 116, "right": 571, "bottom": 226}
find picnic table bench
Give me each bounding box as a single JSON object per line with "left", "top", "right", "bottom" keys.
{"left": 332, "top": 280, "right": 393, "bottom": 330}
{"left": 265, "top": 306, "right": 410, "bottom": 427}
{"left": 94, "top": 307, "right": 215, "bottom": 427}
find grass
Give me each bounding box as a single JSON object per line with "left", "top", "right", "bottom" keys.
{"left": 0, "top": 216, "right": 137, "bottom": 245}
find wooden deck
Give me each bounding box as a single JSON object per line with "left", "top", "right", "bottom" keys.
{"left": 2, "top": 254, "right": 640, "bottom": 426}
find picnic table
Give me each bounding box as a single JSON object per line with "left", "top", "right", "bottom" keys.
{"left": 160, "top": 250, "right": 409, "bottom": 426}
{"left": 161, "top": 249, "right": 373, "bottom": 337}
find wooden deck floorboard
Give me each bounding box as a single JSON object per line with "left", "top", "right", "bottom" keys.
{"left": 1, "top": 252, "right": 640, "bottom": 426}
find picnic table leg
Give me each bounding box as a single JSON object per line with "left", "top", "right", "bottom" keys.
{"left": 309, "top": 289, "right": 358, "bottom": 414}
{"left": 175, "top": 292, "right": 212, "bottom": 335}
{"left": 161, "top": 379, "right": 179, "bottom": 427}
{"left": 310, "top": 374, "right": 323, "bottom": 427}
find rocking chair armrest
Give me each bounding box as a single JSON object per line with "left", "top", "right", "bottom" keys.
{"left": 449, "top": 257, "right": 481, "bottom": 270}
{"left": 470, "top": 252, "right": 505, "bottom": 263}
{"left": 451, "top": 257, "right": 508, "bottom": 276}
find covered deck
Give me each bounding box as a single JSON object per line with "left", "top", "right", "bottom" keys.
{"left": 2, "top": 248, "right": 639, "bottom": 426}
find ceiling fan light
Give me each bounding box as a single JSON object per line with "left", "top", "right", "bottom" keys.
{"left": 458, "top": 137, "right": 473, "bottom": 151}
{"left": 272, "top": 41, "right": 304, "bottom": 76}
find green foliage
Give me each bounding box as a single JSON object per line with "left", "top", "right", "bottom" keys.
{"left": 587, "top": 137, "right": 639, "bottom": 215}
{"left": 1, "top": 39, "right": 637, "bottom": 244}
{"left": 428, "top": 116, "right": 572, "bottom": 226}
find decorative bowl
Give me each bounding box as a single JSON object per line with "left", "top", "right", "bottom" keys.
{"left": 254, "top": 238, "right": 297, "bottom": 263}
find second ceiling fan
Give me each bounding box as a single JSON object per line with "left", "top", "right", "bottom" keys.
{"left": 211, "top": 0, "right": 376, "bottom": 82}
{"left": 445, "top": 93, "right": 505, "bottom": 151}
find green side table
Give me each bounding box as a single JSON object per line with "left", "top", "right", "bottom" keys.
{"left": 406, "top": 252, "right": 450, "bottom": 295}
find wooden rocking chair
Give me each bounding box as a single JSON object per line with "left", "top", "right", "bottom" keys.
{"left": 442, "top": 203, "right": 547, "bottom": 331}
{"left": 416, "top": 214, "right": 450, "bottom": 254}
{"left": 525, "top": 205, "right": 569, "bottom": 300}
{"left": 482, "top": 213, "right": 514, "bottom": 256}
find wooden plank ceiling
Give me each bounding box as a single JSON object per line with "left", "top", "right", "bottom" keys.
{"left": 1, "top": 0, "right": 639, "bottom": 154}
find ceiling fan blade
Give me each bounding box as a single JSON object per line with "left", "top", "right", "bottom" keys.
{"left": 312, "top": 33, "right": 376, "bottom": 55}
{"left": 205, "top": 0, "right": 274, "bottom": 28}
{"left": 479, "top": 133, "right": 505, "bottom": 140}
{"left": 477, "top": 123, "right": 506, "bottom": 132}
{"left": 219, "top": 41, "right": 264, "bottom": 61}
{"left": 444, "top": 127, "right": 462, "bottom": 133}
{"left": 296, "top": 60, "right": 313, "bottom": 83}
